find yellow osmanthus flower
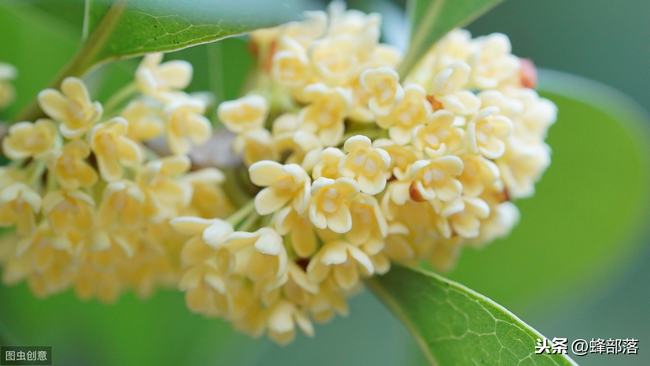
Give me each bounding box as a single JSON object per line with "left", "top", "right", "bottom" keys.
{"left": 165, "top": 99, "right": 212, "bottom": 155}
{"left": 137, "top": 155, "right": 192, "bottom": 220}
{"left": 467, "top": 107, "right": 512, "bottom": 159}
{"left": 381, "top": 200, "right": 439, "bottom": 260}
{"left": 41, "top": 189, "right": 95, "bottom": 251}
{"left": 431, "top": 62, "right": 471, "bottom": 96}
{"left": 458, "top": 154, "right": 500, "bottom": 197}
{"left": 307, "top": 240, "right": 374, "bottom": 290}
{"left": 274, "top": 128, "right": 322, "bottom": 166}
{"left": 309, "top": 36, "right": 365, "bottom": 86}
{"left": 273, "top": 207, "right": 317, "bottom": 258}
{"left": 471, "top": 200, "right": 520, "bottom": 245}
{"left": 328, "top": 4, "right": 380, "bottom": 39}
{"left": 376, "top": 84, "right": 432, "bottom": 144}
{"left": 90, "top": 117, "right": 143, "bottom": 182}
{"left": 38, "top": 77, "right": 102, "bottom": 138}
{"left": 267, "top": 299, "right": 314, "bottom": 345}
{"left": 372, "top": 139, "right": 419, "bottom": 180}
{"left": 348, "top": 195, "right": 391, "bottom": 275}
{"left": 97, "top": 181, "right": 147, "bottom": 230}
{"left": 136, "top": 53, "right": 193, "bottom": 98}
{"left": 469, "top": 33, "right": 520, "bottom": 89}
{"left": 173, "top": 217, "right": 233, "bottom": 301}
{"left": 312, "top": 8, "right": 380, "bottom": 84}
{"left": 228, "top": 228, "right": 289, "bottom": 291}
{"left": 503, "top": 89, "right": 557, "bottom": 142}
{"left": 497, "top": 140, "right": 550, "bottom": 199}
{"left": 435, "top": 196, "right": 491, "bottom": 239}
{"left": 309, "top": 177, "right": 359, "bottom": 233}
{"left": 50, "top": 141, "right": 98, "bottom": 190}
{"left": 272, "top": 38, "right": 313, "bottom": 89}
{"left": 3, "top": 226, "right": 75, "bottom": 297}
{"left": 347, "top": 193, "right": 388, "bottom": 248}
{"left": 181, "top": 169, "right": 232, "bottom": 219}
{"left": 429, "top": 62, "right": 480, "bottom": 116}
{"left": 340, "top": 135, "right": 391, "bottom": 195}
{"left": 280, "top": 11, "right": 326, "bottom": 46}
{"left": 412, "top": 110, "right": 464, "bottom": 157}
{"left": 428, "top": 30, "right": 472, "bottom": 71}
{"left": 0, "top": 183, "right": 41, "bottom": 236}
{"left": 360, "top": 67, "right": 403, "bottom": 116}
{"left": 173, "top": 216, "right": 233, "bottom": 252}
{"left": 306, "top": 278, "right": 349, "bottom": 323}
{"left": 276, "top": 262, "right": 319, "bottom": 306}
{"left": 234, "top": 128, "right": 278, "bottom": 166}
{"left": 2, "top": 119, "right": 57, "bottom": 160}
{"left": 121, "top": 100, "right": 164, "bottom": 141}
{"left": 218, "top": 94, "right": 268, "bottom": 134}
{"left": 379, "top": 222, "right": 413, "bottom": 259}
{"left": 305, "top": 147, "right": 344, "bottom": 179}
{"left": 173, "top": 216, "right": 292, "bottom": 332}
{"left": 298, "top": 84, "right": 351, "bottom": 145}
{"left": 408, "top": 156, "right": 464, "bottom": 203}
{"left": 249, "top": 161, "right": 310, "bottom": 215}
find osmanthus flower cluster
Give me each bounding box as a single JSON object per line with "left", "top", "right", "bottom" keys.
{"left": 0, "top": 4, "right": 556, "bottom": 345}
{"left": 175, "top": 5, "right": 555, "bottom": 343}
{"left": 0, "top": 54, "right": 232, "bottom": 302}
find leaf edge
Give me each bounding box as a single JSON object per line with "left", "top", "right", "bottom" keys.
{"left": 367, "top": 264, "right": 579, "bottom": 366}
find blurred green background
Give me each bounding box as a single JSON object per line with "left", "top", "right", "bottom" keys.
{"left": 0, "top": 0, "right": 649, "bottom": 365}
{"left": 469, "top": 2, "right": 650, "bottom": 366}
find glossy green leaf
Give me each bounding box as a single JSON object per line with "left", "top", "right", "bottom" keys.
{"left": 449, "top": 70, "right": 650, "bottom": 314}
{"left": 83, "top": 0, "right": 306, "bottom": 68}
{"left": 399, "top": 0, "right": 503, "bottom": 76}
{"left": 368, "top": 265, "right": 577, "bottom": 366}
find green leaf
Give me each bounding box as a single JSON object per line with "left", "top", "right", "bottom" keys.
{"left": 399, "top": 0, "right": 503, "bottom": 76}
{"left": 368, "top": 265, "right": 577, "bottom": 366}
{"left": 83, "top": 0, "right": 306, "bottom": 68}
{"left": 449, "top": 70, "right": 650, "bottom": 314}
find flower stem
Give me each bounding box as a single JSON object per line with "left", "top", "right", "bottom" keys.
{"left": 226, "top": 200, "right": 255, "bottom": 226}
{"left": 26, "top": 161, "right": 45, "bottom": 187}
{"left": 103, "top": 82, "right": 138, "bottom": 114}
{"left": 223, "top": 167, "right": 253, "bottom": 207}
{"left": 237, "top": 210, "right": 259, "bottom": 231}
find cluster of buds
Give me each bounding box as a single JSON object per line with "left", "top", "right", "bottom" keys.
{"left": 0, "top": 54, "right": 234, "bottom": 302}
{"left": 0, "top": 4, "right": 556, "bottom": 344}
